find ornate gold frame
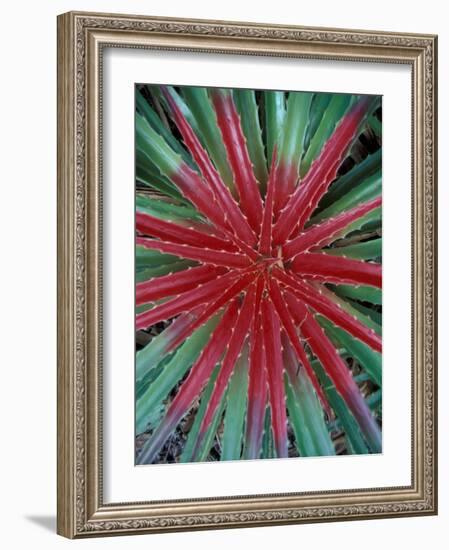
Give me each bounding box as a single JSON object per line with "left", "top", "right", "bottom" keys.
{"left": 57, "top": 11, "right": 438, "bottom": 538}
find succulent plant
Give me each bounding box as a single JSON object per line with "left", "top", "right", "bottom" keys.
{"left": 135, "top": 84, "right": 382, "bottom": 464}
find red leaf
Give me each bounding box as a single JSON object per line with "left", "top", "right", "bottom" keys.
{"left": 168, "top": 270, "right": 259, "bottom": 352}
{"left": 192, "top": 280, "right": 260, "bottom": 459}
{"left": 274, "top": 268, "right": 382, "bottom": 352}
{"left": 210, "top": 89, "right": 264, "bottom": 232}
{"left": 136, "top": 236, "right": 252, "bottom": 268}
{"left": 272, "top": 160, "right": 297, "bottom": 217}
{"left": 136, "top": 305, "right": 205, "bottom": 380}
{"left": 267, "top": 278, "right": 330, "bottom": 415}
{"left": 136, "top": 269, "right": 246, "bottom": 330}
{"left": 285, "top": 293, "right": 382, "bottom": 452}
{"left": 245, "top": 306, "right": 268, "bottom": 459}
{"left": 273, "top": 97, "right": 374, "bottom": 244}
{"left": 137, "top": 300, "right": 240, "bottom": 464}
{"left": 170, "top": 162, "right": 228, "bottom": 230}
{"left": 136, "top": 211, "right": 237, "bottom": 251}
{"left": 162, "top": 87, "right": 258, "bottom": 247}
{"left": 136, "top": 265, "right": 227, "bottom": 306}
{"left": 282, "top": 196, "right": 382, "bottom": 258}
{"left": 290, "top": 253, "right": 382, "bottom": 288}
{"left": 259, "top": 148, "right": 277, "bottom": 255}
{"left": 261, "top": 296, "right": 288, "bottom": 458}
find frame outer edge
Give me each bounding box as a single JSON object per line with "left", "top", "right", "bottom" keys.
{"left": 56, "top": 10, "right": 438, "bottom": 538}
{"left": 57, "top": 12, "right": 77, "bottom": 539}
{"left": 430, "top": 34, "right": 438, "bottom": 515}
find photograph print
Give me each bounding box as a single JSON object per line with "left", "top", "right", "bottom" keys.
{"left": 134, "top": 84, "right": 382, "bottom": 465}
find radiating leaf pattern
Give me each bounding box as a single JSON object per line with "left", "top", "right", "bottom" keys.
{"left": 135, "top": 84, "right": 382, "bottom": 464}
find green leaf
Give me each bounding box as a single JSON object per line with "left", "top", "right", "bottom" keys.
{"left": 344, "top": 297, "right": 382, "bottom": 328}
{"left": 312, "top": 360, "right": 370, "bottom": 455}
{"left": 196, "top": 397, "right": 226, "bottom": 462}
{"left": 303, "top": 93, "right": 332, "bottom": 152}
{"left": 163, "top": 86, "right": 201, "bottom": 135}
{"left": 366, "top": 389, "right": 382, "bottom": 411}
{"left": 332, "top": 284, "right": 382, "bottom": 305}
{"left": 234, "top": 90, "right": 268, "bottom": 190}
{"left": 335, "top": 207, "right": 381, "bottom": 242}
{"left": 326, "top": 238, "right": 382, "bottom": 260}
{"left": 319, "top": 316, "right": 382, "bottom": 387}
{"left": 135, "top": 317, "right": 183, "bottom": 383}
{"left": 285, "top": 381, "right": 315, "bottom": 456}
{"left": 136, "top": 245, "right": 197, "bottom": 284}
{"left": 313, "top": 171, "right": 381, "bottom": 223}
{"left": 221, "top": 345, "right": 249, "bottom": 461}
{"left": 300, "top": 93, "right": 352, "bottom": 177}
{"left": 136, "top": 247, "right": 181, "bottom": 269}
{"left": 355, "top": 218, "right": 382, "bottom": 234}
{"left": 285, "top": 369, "right": 335, "bottom": 457}
{"left": 136, "top": 302, "right": 155, "bottom": 315}
{"left": 136, "top": 113, "right": 184, "bottom": 179}
{"left": 136, "top": 260, "right": 197, "bottom": 282}
{"left": 136, "top": 194, "right": 201, "bottom": 223}
{"left": 181, "top": 86, "right": 235, "bottom": 192}
{"left": 136, "top": 353, "right": 175, "bottom": 401}
{"left": 180, "top": 366, "right": 220, "bottom": 463}
{"left": 136, "top": 148, "right": 185, "bottom": 201}
{"left": 136, "top": 316, "right": 220, "bottom": 434}
{"left": 318, "top": 149, "right": 381, "bottom": 211}
{"left": 261, "top": 407, "right": 275, "bottom": 459}
{"left": 368, "top": 113, "right": 382, "bottom": 137}
{"left": 354, "top": 372, "right": 371, "bottom": 384}
{"left": 279, "top": 91, "right": 313, "bottom": 168}
{"left": 324, "top": 287, "right": 382, "bottom": 336}
{"left": 136, "top": 88, "right": 195, "bottom": 167}
{"left": 264, "top": 91, "right": 285, "bottom": 164}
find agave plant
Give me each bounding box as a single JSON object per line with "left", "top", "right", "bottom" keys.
{"left": 135, "top": 84, "right": 382, "bottom": 464}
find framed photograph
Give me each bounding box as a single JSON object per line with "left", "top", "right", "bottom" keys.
{"left": 57, "top": 11, "right": 438, "bottom": 538}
